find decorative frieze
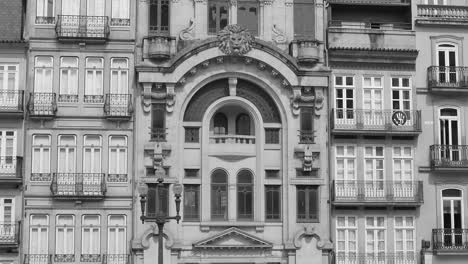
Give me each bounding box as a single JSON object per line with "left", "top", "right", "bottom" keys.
{"left": 218, "top": 25, "right": 254, "bottom": 55}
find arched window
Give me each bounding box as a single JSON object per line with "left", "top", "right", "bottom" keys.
{"left": 213, "top": 112, "right": 228, "bottom": 135}
{"left": 236, "top": 114, "right": 251, "bottom": 135}
{"left": 439, "top": 108, "right": 460, "bottom": 162}
{"left": 237, "top": 170, "right": 253, "bottom": 220}
{"left": 436, "top": 43, "right": 458, "bottom": 84}
{"left": 441, "top": 189, "right": 463, "bottom": 248}
{"left": 211, "top": 169, "right": 228, "bottom": 220}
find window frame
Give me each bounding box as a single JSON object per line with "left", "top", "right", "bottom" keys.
{"left": 293, "top": 0, "right": 315, "bottom": 38}
{"left": 110, "top": 58, "right": 129, "bottom": 94}
{"left": 265, "top": 185, "right": 281, "bottom": 221}
{"left": 0, "top": 198, "right": 14, "bottom": 223}
{"left": 84, "top": 57, "right": 104, "bottom": 103}
{"left": 29, "top": 214, "right": 49, "bottom": 254}
{"left": 211, "top": 169, "right": 229, "bottom": 220}
{"left": 32, "top": 134, "right": 51, "bottom": 178}
{"left": 59, "top": 56, "right": 79, "bottom": 102}
{"left": 441, "top": 188, "right": 464, "bottom": 230}
{"left": 362, "top": 76, "right": 383, "bottom": 111}
{"left": 149, "top": 0, "right": 170, "bottom": 35}
{"left": 237, "top": 169, "right": 254, "bottom": 220}
{"left": 392, "top": 146, "right": 413, "bottom": 182}
{"left": 34, "top": 56, "right": 53, "bottom": 94}
{"left": 336, "top": 216, "right": 358, "bottom": 260}
{"left": 207, "top": 0, "right": 230, "bottom": 34}
{"left": 394, "top": 216, "right": 415, "bottom": 258}
{"left": 363, "top": 145, "right": 385, "bottom": 188}
{"left": 111, "top": 0, "right": 130, "bottom": 26}
{"left": 81, "top": 215, "right": 101, "bottom": 255}
{"left": 107, "top": 215, "right": 127, "bottom": 254}
{"left": 296, "top": 185, "right": 319, "bottom": 222}
{"left": 108, "top": 136, "right": 128, "bottom": 182}
{"left": 365, "top": 216, "right": 387, "bottom": 256}
{"left": 183, "top": 185, "right": 200, "bottom": 221}
{"left": 55, "top": 215, "right": 75, "bottom": 255}
{"left": 36, "top": 0, "right": 55, "bottom": 24}
{"left": 334, "top": 75, "right": 355, "bottom": 120}
{"left": 236, "top": 0, "right": 259, "bottom": 36}
{"left": 57, "top": 135, "right": 77, "bottom": 173}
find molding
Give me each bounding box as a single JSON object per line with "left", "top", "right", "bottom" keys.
{"left": 140, "top": 225, "right": 175, "bottom": 250}
{"left": 293, "top": 226, "right": 333, "bottom": 251}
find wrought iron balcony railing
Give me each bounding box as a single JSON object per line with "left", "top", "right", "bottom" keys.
{"left": 333, "top": 180, "right": 423, "bottom": 205}
{"left": 51, "top": 173, "right": 106, "bottom": 199}
{"left": 0, "top": 156, "right": 22, "bottom": 179}
{"left": 24, "top": 255, "right": 52, "bottom": 264}
{"left": 0, "top": 90, "right": 24, "bottom": 113}
{"left": 56, "top": 15, "right": 110, "bottom": 41}
{"left": 331, "top": 109, "right": 421, "bottom": 134}
{"left": 104, "top": 94, "right": 132, "bottom": 118}
{"left": 53, "top": 254, "right": 75, "bottom": 262}
{"left": 150, "top": 128, "right": 167, "bottom": 142}
{"left": 210, "top": 135, "right": 256, "bottom": 144}
{"left": 299, "top": 130, "right": 315, "bottom": 144}
{"left": 329, "top": 20, "right": 412, "bottom": 30}
{"left": 433, "top": 229, "right": 468, "bottom": 252}
{"left": 335, "top": 253, "right": 417, "bottom": 264}
{"left": 427, "top": 66, "right": 468, "bottom": 90}
{"left": 417, "top": 4, "right": 468, "bottom": 20}
{"left": 103, "top": 254, "right": 129, "bottom": 264}
{"left": 0, "top": 222, "right": 20, "bottom": 245}
{"left": 430, "top": 145, "right": 468, "bottom": 169}
{"left": 28, "top": 93, "right": 57, "bottom": 117}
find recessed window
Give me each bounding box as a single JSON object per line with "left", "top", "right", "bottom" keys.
{"left": 183, "top": 185, "right": 200, "bottom": 221}
{"left": 151, "top": 103, "right": 166, "bottom": 141}
{"left": 56, "top": 215, "right": 75, "bottom": 256}
{"left": 296, "top": 169, "right": 318, "bottom": 178}
{"left": 111, "top": 0, "right": 130, "bottom": 26}
{"left": 149, "top": 0, "right": 170, "bottom": 35}
{"left": 265, "top": 128, "right": 280, "bottom": 144}
{"left": 147, "top": 184, "right": 169, "bottom": 217}
{"left": 293, "top": 0, "right": 314, "bottom": 38}
{"left": 265, "top": 185, "right": 281, "bottom": 221}
{"left": 299, "top": 107, "right": 314, "bottom": 144}
{"left": 32, "top": 135, "right": 51, "bottom": 181}
{"left": 211, "top": 169, "right": 228, "bottom": 220}
{"left": 237, "top": 0, "right": 259, "bottom": 36}
{"left": 81, "top": 215, "right": 100, "bottom": 256}
{"left": 208, "top": 0, "right": 229, "bottom": 34}
{"left": 265, "top": 169, "right": 280, "bottom": 178}
{"left": 213, "top": 112, "right": 228, "bottom": 135}
{"left": 34, "top": 56, "right": 53, "bottom": 94}
{"left": 185, "top": 127, "right": 200, "bottom": 143}
{"left": 236, "top": 114, "right": 251, "bottom": 135}
{"left": 184, "top": 169, "right": 199, "bottom": 178}
{"left": 237, "top": 170, "right": 253, "bottom": 220}
{"left": 84, "top": 58, "right": 104, "bottom": 103}
{"left": 36, "top": 0, "right": 55, "bottom": 24}
{"left": 297, "top": 185, "right": 318, "bottom": 222}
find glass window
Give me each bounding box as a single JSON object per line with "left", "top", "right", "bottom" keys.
{"left": 110, "top": 58, "right": 129, "bottom": 94}
{"left": 36, "top": 0, "right": 55, "bottom": 24}
{"left": 299, "top": 107, "right": 314, "bottom": 143}
{"left": 265, "top": 185, "right": 281, "bottom": 221}
{"left": 364, "top": 146, "right": 385, "bottom": 196}
{"left": 365, "top": 216, "right": 386, "bottom": 257}
{"left": 32, "top": 135, "right": 51, "bottom": 180}
{"left": 237, "top": 0, "right": 258, "bottom": 36}
{"left": 185, "top": 127, "right": 200, "bottom": 143}
{"left": 147, "top": 184, "right": 169, "bottom": 217}
{"left": 335, "top": 76, "right": 354, "bottom": 120}
{"left": 83, "top": 135, "right": 102, "bottom": 173}
{"left": 0, "top": 131, "right": 16, "bottom": 167}
{"left": 237, "top": 170, "right": 253, "bottom": 220}
{"left": 151, "top": 103, "right": 166, "bottom": 141}
{"left": 395, "top": 216, "right": 415, "bottom": 260}
{"left": 57, "top": 135, "right": 76, "bottom": 173}
{"left": 336, "top": 216, "right": 357, "bottom": 263}
{"left": 293, "top": 0, "right": 314, "bottom": 38}
{"left": 109, "top": 136, "right": 127, "bottom": 182}
{"left": 34, "top": 56, "right": 53, "bottom": 94}
{"left": 84, "top": 58, "right": 104, "bottom": 103}
{"left": 59, "top": 57, "right": 78, "bottom": 102}
{"left": 30, "top": 215, "right": 49, "bottom": 254}
{"left": 297, "top": 185, "right": 318, "bottom": 222}
{"left": 0, "top": 198, "right": 14, "bottom": 223}
{"left": 111, "top": 0, "right": 130, "bottom": 26}
{"left": 236, "top": 114, "right": 251, "bottom": 135}
{"left": 149, "top": 0, "right": 170, "bottom": 35}
{"left": 213, "top": 112, "right": 228, "bottom": 135}
{"left": 183, "top": 185, "right": 200, "bottom": 221}
{"left": 265, "top": 128, "right": 280, "bottom": 144}
{"left": 56, "top": 215, "right": 74, "bottom": 255}
{"left": 211, "top": 169, "right": 228, "bottom": 220}
{"left": 208, "top": 0, "right": 229, "bottom": 34}
{"left": 108, "top": 215, "right": 126, "bottom": 254}
{"left": 82, "top": 215, "right": 100, "bottom": 255}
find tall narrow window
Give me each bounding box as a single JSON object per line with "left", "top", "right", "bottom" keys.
{"left": 299, "top": 107, "right": 314, "bottom": 143}
{"left": 87, "top": 0, "right": 105, "bottom": 16}
{"left": 110, "top": 58, "right": 129, "bottom": 94}
{"left": 111, "top": 0, "right": 130, "bottom": 26}
{"left": 36, "top": 0, "right": 55, "bottom": 24}
{"left": 149, "top": 0, "right": 170, "bottom": 35}
{"left": 29, "top": 215, "right": 49, "bottom": 255}
{"left": 237, "top": 0, "right": 258, "bottom": 36}
{"left": 59, "top": 57, "right": 78, "bottom": 102}
{"left": 335, "top": 76, "right": 355, "bottom": 121}
{"left": 61, "top": 0, "right": 80, "bottom": 15}
{"left": 183, "top": 185, "right": 200, "bottom": 221}
{"left": 151, "top": 103, "right": 166, "bottom": 141}
{"left": 365, "top": 216, "right": 386, "bottom": 258}
{"left": 439, "top": 108, "right": 460, "bottom": 162}
{"left": 363, "top": 77, "right": 383, "bottom": 126}
{"left": 237, "top": 170, "right": 253, "bottom": 220}
{"left": 391, "top": 77, "right": 411, "bottom": 120}
{"left": 236, "top": 114, "right": 251, "bottom": 135}
{"left": 0, "top": 198, "right": 14, "bottom": 223}
{"left": 108, "top": 136, "right": 127, "bottom": 182}
{"left": 213, "top": 112, "right": 228, "bottom": 135}
{"left": 147, "top": 184, "right": 169, "bottom": 217}
{"left": 265, "top": 185, "right": 281, "bottom": 221}
{"left": 335, "top": 145, "right": 356, "bottom": 199}
{"left": 56, "top": 215, "right": 74, "bottom": 258}
{"left": 393, "top": 147, "right": 413, "bottom": 198}
{"left": 85, "top": 58, "right": 104, "bottom": 103}
{"left": 208, "top": 0, "right": 229, "bottom": 34}
{"left": 34, "top": 56, "right": 53, "bottom": 93}
{"left": 293, "top": 0, "right": 314, "bottom": 38}
{"left": 58, "top": 135, "right": 76, "bottom": 173}
{"left": 441, "top": 189, "right": 463, "bottom": 248}
{"left": 297, "top": 185, "right": 318, "bottom": 222}
{"left": 395, "top": 216, "right": 415, "bottom": 261}
{"left": 83, "top": 135, "right": 102, "bottom": 174}
{"left": 364, "top": 146, "right": 385, "bottom": 198}
{"left": 108, "top": 216, "right": 126, "bottom": 256}
{"left": 211, "top": 169, "right": 228, "bottom": 220}
{"left": 82, "top": 215, "right": 100, "bottom": 257}
{"left": 0, "top": 131, "right": 16, "bottom": 171}
{"left": 437, "top": 43, "right": 457, "bottom": 84}
{"left": 32, "top": 135, "right": 51, "bottom": 181}
{"left": 0, "top": 64, "right": 19, "bottom": 109}
{"left": 336, "top": 216, "right": 357, "bottom": 263}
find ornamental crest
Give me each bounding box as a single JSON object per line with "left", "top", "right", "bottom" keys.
{"left": 218, "top": 24, "right": 254, "bottom": 55}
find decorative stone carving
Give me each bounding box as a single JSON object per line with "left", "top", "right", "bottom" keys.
{"left": 272, "top": 24, "right": 287, "bottom": 44}
{"left": 290, "top": 86, "right": 323, "bottom": 116}
{"left": 147, "top": 36, "right": 174, "bottom": 60}
{"left": 229, "top": 0, "right": 237, "bottom": 6}
{"left": 303, "top": 145, "right": 313, "bottom": 171}
{"left": 218, "top": 24, "right": 254, "bottom": 55}
{"left": 314, "top": 87, "right": 324, "bottom": 116}
{"left": 179, "top": 18, "right": 195, "bottom": 41}
{"left": 153, "top": 143, "right": 164, "bottom": 168}
{"left": 193, "top": 227, "right": 273, "bottom": 250}
{"left": 293, "top": 226, "right": 333, "bottom": 250}
{"left": 295, "top": 39, "right": 321, "bottom": 64}
{"left": 141, "top": 83, "right": 176, "bottom": 113}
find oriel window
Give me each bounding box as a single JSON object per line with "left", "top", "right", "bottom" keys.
{"left": 149, "top": 0, "right": 170, "bottom": 35}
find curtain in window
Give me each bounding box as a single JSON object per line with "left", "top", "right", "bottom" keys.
{"left": 35, "top": 57, "right": 53, "bottom": 93}
{"left": 82, "top": 215, "right": 100, "bottom": 254}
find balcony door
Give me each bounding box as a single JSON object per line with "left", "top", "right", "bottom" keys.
{"left": 87, "top": 0, "right": 105, "bottom": 38}
{"left": 363, "top": 77, "right": 383, "bottom": 128}
{"left": 442, "top": 189, "right": 463, "bottom": 248}
{"left": 437, "top": 44, "right": 458, "bottom": 85}
{"left": 0, "top": 198, "right": 14, "bottom": 240}
{"left": 61, "top": 0, "right": 81, "bottom": 36}
{"left": 439, "top": 108, "right": 460, "bottom": 162}
{"left": 0, "top": 131, "right": 16, "bottom": 174}
{"left": 364, "top": 146, "right": 385, "bottom": 199}
{"left": 0, "top": 64, "right": 18, "bottom": 109}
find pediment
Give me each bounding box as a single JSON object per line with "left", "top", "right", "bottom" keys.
{"left": 193, "top": 227, "right": 273, "bottom": 249}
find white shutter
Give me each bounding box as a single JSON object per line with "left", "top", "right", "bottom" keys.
{"left": 108, "top": 215, "right": 126, "bottom": 254}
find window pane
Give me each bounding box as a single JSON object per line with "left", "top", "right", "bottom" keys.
{"left": 183, "top": 185, "right": 200, "bottom": 221}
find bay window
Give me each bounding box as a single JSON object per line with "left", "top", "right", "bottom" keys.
{"left": 85, "top": 58, "right": 104, "bottom": 103}
{"left": 32, "top": 135, "right": 51, "bottom": 181}
{"left": 59, "top": 57, "right": 78, "bottom": 102}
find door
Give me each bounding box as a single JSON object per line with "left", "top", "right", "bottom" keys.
{"left": 87, "top": 0, "right": 105, "bottom": 38}
{"left": 29, "top": 215, "right": 49, "bottom": 264}
{"left": 335, "top": 88, "right": 355, "bottom": 127}
{"left": 364, "top": 146, "right": 385, "bottom": 199}
{"left": 363, "top": 88, "right": 383, "bottom": 128}
{"left": 0, "top": 64, "right": 18, "bottom": 109}
{"left": 437, "top": 44, "right": 457, "bottom": 85}
{"left": 0, "top": 198, "right": 14, "bottom": 241}
{"left": 442, "top": 189, "right": 463, "bottom": 249}
{"left": 61, "top": 0, "right": 81, "bottom": 36}
{"left": 439, "top": 108, "right": 460, "bottom": 162}
{"left": 0, "top": 131, "right": 16, "bottom": 175}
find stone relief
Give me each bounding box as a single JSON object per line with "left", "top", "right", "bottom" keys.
{"left": 179, "top": 18, "right": 195, "bottom": 41}
{"left": 218, "top": 24, "right": 254, "bottom": 55}
{"left": 272, "top": 24, "right": 287, "bottom": 44}
{"left": 142, "top": 83, "right": 176, "bottom": 113}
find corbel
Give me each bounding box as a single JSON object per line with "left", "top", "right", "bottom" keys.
{"left": 314, "top": 87, "right": 324, "bottom": 116}
{"left": 166, "top": 83, "right": 176, "bottom": 113}
{"left": 142, "top": 82, "right": 153, "bottom": 113}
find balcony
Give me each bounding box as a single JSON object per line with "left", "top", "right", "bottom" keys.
{"left": 299, "top": 130, "right": 315, "bottom": 144}
{"left": 50, "top": 173, "right": 106, "bottom": 200}
{"left": 0, "top": 222, "right": 20, "bottom": 249}
{"left": 430, "top": 145, "right": 468, "bottom": 170}
{"left": 332, "top": 180, "right": 423, "bottom": 207}
{"left": 0, "top": 156, "right": 22, "bottom": 186}
{"left": 416, "top": 4, "right": 468, "bottom": 26}
{"left": 28, "top": 93, "right": 57, "bottom": 118}
{"left": 103, "top": 254, "right": 129, "bottom": 264}
{"left": 208, "top": 135, "right": 256, "bottom": 158}
{"left": 104, "top": 94, "right": 133, "bottom": 120}
{"left": 56, "top": 15, "right": 110, "bottom": 42}
{"left": 427, "top": 66, "right": 468, "bottom": 92}
{"left": 24, "top": 255, "right": 51, "bottom": 264}
{"left": 0, "top": 90, "right": 24, "bottom": 116}
{"left": 335, "top": 253, "right": 417, "bottom": 264}
{"left": 146, "top": 35, "right": 175, "bottom": 60}
{"left": 331, "top": 109, "right": 422, "bottom": 135}
{"left": 291, "top": 39, "right": 321, "bottom": 65}
{"left": 433, "top": 229, "right": 468, "bottom": 254}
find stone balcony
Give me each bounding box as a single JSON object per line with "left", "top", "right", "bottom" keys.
{"left": 416, "top": 4, "right": 468, "bottom": 26}
{"left": 208, "top": 135, "right": 256, "bottom": 158}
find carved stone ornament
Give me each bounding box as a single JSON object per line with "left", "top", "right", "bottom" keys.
{"left": 303, "top": 145, "right": 313, "bottom": 171}
{"left": 218, "top": 24, "right": 254, "bottom": 55}
{"left": 142, "top": 83, "right": 176, "bottom": 113}
{"left": 290, "top": 86, "right": 323, "bottom": 116}
{"left": 153, "top": 143, "right": 164, "bottom": 168}
{"left": 272, "top": 24, "right": 287, "bottom": 44}
{"left": 179, "top": 18, "right": 195, "bottom": 41}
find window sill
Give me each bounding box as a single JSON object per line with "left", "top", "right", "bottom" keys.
{"left": 265, "top": 144, "right": 281, "bottom": 150}
{"left": 290, "top": 178, "right": 324, "bottom": 185}
{"left": 200, "top": 221, "right": 265, "bottom": 232}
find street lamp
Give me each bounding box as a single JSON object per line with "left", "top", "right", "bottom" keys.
{"left": 138, "top": 177, "right": 182, "bottom": 264}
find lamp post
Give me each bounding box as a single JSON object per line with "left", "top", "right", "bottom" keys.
{"left": 138, "top": 176, "right": 182, "bottom": 264}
